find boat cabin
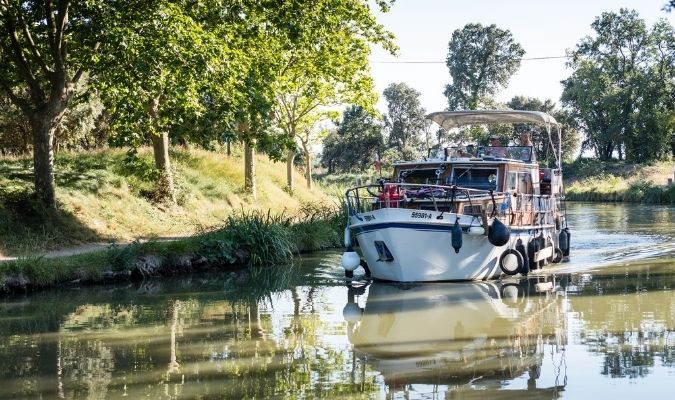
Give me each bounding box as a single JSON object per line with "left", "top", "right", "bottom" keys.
{"left": 371, "top": 146, "right": 562, "bottom": 227}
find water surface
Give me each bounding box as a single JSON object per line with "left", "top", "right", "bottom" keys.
{"left": 0, "top": 203, "right": 674, "bottom": 399}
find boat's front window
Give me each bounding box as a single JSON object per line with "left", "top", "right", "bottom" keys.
{"left": 480, "top": 146, "right": 534, "bottom": 162}
{"left": 452, "top": 167, "right": 499, "bottom": 190}
{"left": 399, "top": 168, "right": 444, "bottom": 184}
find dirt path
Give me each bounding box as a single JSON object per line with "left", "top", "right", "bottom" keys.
{"left": 0, "top": 237, "right": 186, "bottom": 262}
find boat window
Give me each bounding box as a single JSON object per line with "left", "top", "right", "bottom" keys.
{"left": 452, "top": 168, "right": 498, "bottom": 191}
{"left": 507, "top": 171, "right": 532, "bottom": 193}
{"left": 507, "top": 172, "right": 518, "bottom": 191}
{"left": 399, "top": 168, "right": 443, "bottom": 184}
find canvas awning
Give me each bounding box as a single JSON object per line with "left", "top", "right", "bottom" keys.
{"left": 427, "top": 110, "right": 559, "bottom": 130}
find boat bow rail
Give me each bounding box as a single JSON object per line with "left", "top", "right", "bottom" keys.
{"left": 345, "top": 182, "right": 561, "bottom": 229}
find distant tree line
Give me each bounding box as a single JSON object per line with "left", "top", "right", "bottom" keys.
{"left": 320, "top": 7, "right": 674, "bottom": 174}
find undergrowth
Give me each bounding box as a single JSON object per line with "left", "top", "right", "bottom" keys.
{"left": 0, "top": 203, "right": 347, "bottom": 293}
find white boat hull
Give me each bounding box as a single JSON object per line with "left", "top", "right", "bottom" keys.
{"left": 350, "top": 208, "right": 555, "bottom": 282}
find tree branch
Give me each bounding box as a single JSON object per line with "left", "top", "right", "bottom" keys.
{"left": 1, "top": 15, "right": 45, "bottom": 101}
{"left": 56, "top": 0, "right": 70, "bottom": 68}
{"left": 0, "top": 79, "right": 32, "bottom": 115}
{"left": 45, "top": 0, "right": 60, "bottom": 72}
{"left": 16, "top": 9, "right": 53, "bottom": 77}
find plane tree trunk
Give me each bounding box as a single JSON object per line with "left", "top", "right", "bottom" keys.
{"left": 244, "top": 140, "right": 256, "bottom": 199}
{"left": 147, "top": 94, "right": 176, "bottom": 204}
{"left": 286, "top": 150, "right": 295, "bottom": 191}
{"left": 29, "top": 109, "right": 64, "bottom": 209}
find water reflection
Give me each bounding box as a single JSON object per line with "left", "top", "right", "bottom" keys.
{"left": 1, "top": 201, "right": 675, "bottom": 399}
{"left": 345, "top": 279, "right": 568, "bottom": 398}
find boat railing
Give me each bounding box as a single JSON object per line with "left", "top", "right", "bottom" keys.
{"left": 345, "top": 182, "right": 560, "bottom": 228}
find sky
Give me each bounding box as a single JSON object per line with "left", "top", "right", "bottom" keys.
{"left": 369, "top": 0, "right": 674, "bottom": 114}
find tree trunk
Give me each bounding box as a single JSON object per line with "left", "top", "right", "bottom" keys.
{"left": 30, "top": 114, "right": 58, "bottom": 209}
{"left": 303, "top": 145, "right": 312, "bottom": 189}
{"left": 244, "top": 140, "right": 256, "bottom": 199}
{"left": 286, "top": 150, "right": 295, "bottom": 191}
{"left": 150, "top": 132, "right": 177, "bottom": 204}
{"left": 226, "top": 141, "right": 231, "bottom": 157}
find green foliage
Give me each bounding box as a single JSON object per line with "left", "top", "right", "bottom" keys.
{"left": 506, "top": 96, "right": 580, "bottom": 163}
{"left": 290, "top": 202, "right": 347, "bottom": 252}
{"left": 199, "top": 203, "right": 346, "bottom": 266}
{"left": 383, "top": 82, "right": 427, "bottom": 159}
{"left": 0, "top": 95, "right": 31, "bottom": 155}
{"left": 321, "top": 105, "right": 384, "bottom": 173}
{"left": 270, "top": 0, "right": 397, "bottom": 187}
{"left": 561, "top": 9, "right": 675, "bottom": 162}
{"left": 564, "top": 159, "right": 675, "bottom": 203}
{"left": 200, "top": 210, "right": 295, "bottom": 266}
{"left": 91, "top": 2, "right": 229, "bottom": 147}
{"left": 444, "top": 23, "right": 525, "bottom": 110}
{"left": 0, "top": 201, "right": 347, "bottom": 292}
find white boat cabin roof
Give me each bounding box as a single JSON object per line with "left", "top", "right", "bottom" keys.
{"left": 427, "top": 110, "right": 559, "bottom": 130}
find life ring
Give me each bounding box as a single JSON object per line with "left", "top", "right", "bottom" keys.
{"left": 499, "top": 249, "right": 524, "bottom": 275}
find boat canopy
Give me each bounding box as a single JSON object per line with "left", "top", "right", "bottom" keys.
{"left": 427, "top": 110, "right": 559, "bottom": 130}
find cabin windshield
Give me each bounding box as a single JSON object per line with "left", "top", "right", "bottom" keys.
{"left": 452, "top": 167, "right": 498, "bottom": 191}
{"left": 482, "top": 146, "right": 534, "bottom": 162}
{"left": 398, "top": 168, "right": 443, "bottom": 184}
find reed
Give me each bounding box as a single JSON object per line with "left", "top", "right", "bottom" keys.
{"left": 0, "top": 202, "right": 346, "bottom": 294}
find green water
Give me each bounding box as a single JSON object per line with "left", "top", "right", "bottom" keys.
{"left": 0, "top": 203, "right": 674, "bottom": 399}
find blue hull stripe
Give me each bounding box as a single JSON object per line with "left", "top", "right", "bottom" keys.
{"left": 352, "top": 222, "right": 464, "bottom": 235}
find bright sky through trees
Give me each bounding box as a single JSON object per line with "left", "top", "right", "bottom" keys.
{"left": 369, "top": 0, "right": 674, "bottom": 113}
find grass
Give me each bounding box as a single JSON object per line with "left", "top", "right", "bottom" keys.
{"left": 0, "top": 147, "right": 334, "bottom": 256}
{"left": 0, "top": 205, "right": 347, "bottom": 293}
{"left": 564, "top": 159, "right": 675, "bottom": 204}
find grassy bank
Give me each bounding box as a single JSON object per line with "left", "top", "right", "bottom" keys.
{"left": 0, "top": 148, "right": 334, "bottom": 256}
{"left": 564, "top": 159, "right": 675, "bottom": 204}
{"left": 0, "top": 205, "right": 346, "bottom": 294}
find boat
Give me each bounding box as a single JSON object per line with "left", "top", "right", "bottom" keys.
{"left": 342, "top": 278, "right": 567, "bottom": 396}
{"left": 341, "top": 110, "right": 571, "bottom": 282}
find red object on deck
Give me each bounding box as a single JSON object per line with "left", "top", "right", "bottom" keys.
{"left": 378, "top": 183, "right": 402, "bottom": 208}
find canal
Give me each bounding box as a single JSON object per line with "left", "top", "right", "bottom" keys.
{"left": 0, "top": 203, "right": 674, "bottom": 399}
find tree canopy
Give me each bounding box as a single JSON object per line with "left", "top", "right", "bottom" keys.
{"left": 271, "top": 0, "right": 396, "bottom": 189}
{"left": 321, "top": 105, "right": 383, "bottom": 174}
{"left": 0, "top": 0, "right": 109, "bottom": 207}
{"left": 383, "top": 82, "right": 427, "bottom": 160}
{"left": 506, "top": 96, "right": 580, "bottom": 163}
{"left": 444, "top": 23, "right": 524, "bottom": 110}
{"left": 561, "top": 9, "right": 675, "bottom": 162}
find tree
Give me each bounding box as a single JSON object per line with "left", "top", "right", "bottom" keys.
{"left": 91, "top": 2, "right": 230, "bottom": 203}
{"left": 0, "top": 94, "right": 31, "bottom": 155}
{"left": 272, "top": 0, "right": 396, "bottom": 190}
{"left": 444, "top": 23, "right": 525, "bottom": 110}
{"left": 507, "top": 96, "right": 579, "bottom": 163}
{"left": 383, "top": 82, "right": 427, "bottom": 160}
{"left": 561, "top": 9, "right": 675, "bottom": 162}
{"left": 321, "top": 105, "right": 383, "bottom": 173}
{"left": 0, "top": 0, "right": 102, "bottom": 208}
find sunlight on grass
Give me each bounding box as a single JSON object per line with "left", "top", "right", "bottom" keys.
{"left": 0, "top": 147, "right": 336, "bottom": 255}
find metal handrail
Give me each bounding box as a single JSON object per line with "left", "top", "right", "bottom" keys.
{"left": 345, "top": 182, "right": 561, "bottom": 229}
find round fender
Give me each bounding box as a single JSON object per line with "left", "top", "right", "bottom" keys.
{"left": 499, "top": 249, "right": 524, "bottom": 276}
{"left": 515, "top": 239, "right": 529, "bottom": 275}
{"left": 552, "top": 247, "right": 563, "bottom": 263}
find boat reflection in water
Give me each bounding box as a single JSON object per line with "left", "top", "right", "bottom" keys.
{"left": 343, "top": 278, "right": 568, "bottom": 398}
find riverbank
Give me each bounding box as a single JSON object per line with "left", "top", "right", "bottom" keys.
{"left": 0, "top": 205, "right": 346, "bottom": 294}
{"left": 0, "top": 148, "right": 334, "bottom": 257}
{"left": 564, "top": 159, "right": 675, "bottom": 204}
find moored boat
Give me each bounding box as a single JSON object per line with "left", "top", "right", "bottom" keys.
{"left": 341, "top": 110, "right": 571, "bottom": 282}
